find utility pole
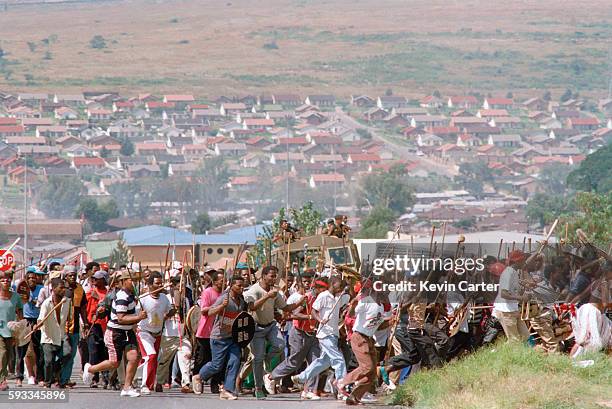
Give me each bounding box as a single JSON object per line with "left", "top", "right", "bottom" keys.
{"left": 23, "top": 150, "right": 28, "bottom": 268}
{"left": 285, "top": 126, "right": 290, "bottom": 217}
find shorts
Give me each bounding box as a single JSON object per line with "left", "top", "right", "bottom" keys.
{"left": 104, "top": 327, "right": 137, "bottom": 363}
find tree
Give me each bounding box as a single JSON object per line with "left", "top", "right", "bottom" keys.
{"left": 357, "top": 206, "right": 396, "bottom": 239}
{"left": 75, "top": 198, "right": 119, "bottom": 232}
{"left": 356, "top": 128, "right": 372, "bottom": 140}
{"left": 567, "top": 144, "right": 612, "bottom": 193}
{"left": 542, "top": 91, "right": 552, "bottom": 101}
{"left": 120, "top": 138, "right": 134, "bottom": 156}
{"left": 191, "top": 212, "right": 211, "bottom": 234}
{"left": 27, "top": 42, "right": 37, "bottom": 53}
{"left": 89, "top": 35, "right": 107, "bottom": 49}
{"left": 454, "top": 161, "right": 494, "bottom": 199}
{"left": 432, "top": 90, "right": 441, "bottom": 98}
{"left": 0, "top": 48, "right": 4, "bottom": 59}
{"left": 359, "top": 164, "right": 414, "bottom": 214}
{"left": 107, "top": 180, "right": 151, "bottom": 219}
{"left": 191, "top": 157, "right": 230, "bottom": 209}
{"left": 560, "top": 88, "right": 573, "bottom": 102}
{"left": 35, "top": 176, "right": 83, "bottom": 218}
{"left": 109, "top": 234, "right": 130, "bottom": 267}
{"left": 562, "top": 192, "right": 612, "bottom": 247}
{"left": 385, "top": 88, "right": 393, "bottom": 96}
{"left": 526, "top": 193, "right": 573, "bottom": 226}
{"left": 538, "top": 163, "right": 571, "bottom": 195}
{"left": 0, "top": 228, "right": 9, "bottom": 246}
{"left": 506, "top": 91, "right": 513, "bottom": 99}
{"left": 288, "top": 201, "right": 323, "bottom": 236}
{"left": 99, "top": 146, "right": 110, "bottom": 158}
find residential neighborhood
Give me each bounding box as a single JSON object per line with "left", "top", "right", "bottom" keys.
{"left": 0, "top": 89, "right": 610, "bottom": 262}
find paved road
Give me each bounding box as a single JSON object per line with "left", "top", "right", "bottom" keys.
{"left": 332, "top": 107, "right": 458, "bottom": 177}
{"left": 0, "top": 354, "right": 396, "bottom": 409}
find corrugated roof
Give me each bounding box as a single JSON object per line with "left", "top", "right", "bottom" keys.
{"left": 120, "top": 224, "right": 266, "bottom": 246}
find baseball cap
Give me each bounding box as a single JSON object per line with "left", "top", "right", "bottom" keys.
{"left": 93, "top": 270, "right": 108, "bottom": 280}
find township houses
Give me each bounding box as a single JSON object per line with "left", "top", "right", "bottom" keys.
{"left": 0, "top": 87, "right": 609, "bottom": 232}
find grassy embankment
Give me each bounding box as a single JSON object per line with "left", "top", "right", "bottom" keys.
{"left": 391, "top": 342, "right": 611, "bottom": 409}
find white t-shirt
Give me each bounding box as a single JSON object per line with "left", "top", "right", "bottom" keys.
{"left": 494, "top": 266, "right": 520, "bottom": 313}
{"left": 162, "top": 293, "right": 190, "bottom": 337}
{"left": 313, "top": 290, "right": 349, "bottom": 339}
{"left": 137, "top": 294, "right": 171, "bottom": 333}
{"left": 353, "top": 296, "right": 385, "bottom": 338}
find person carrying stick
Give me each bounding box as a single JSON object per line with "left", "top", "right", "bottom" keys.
{"left": 82, "top": 271, "right": 147, "bottom": 397}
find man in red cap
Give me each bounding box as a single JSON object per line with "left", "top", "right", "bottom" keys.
{"left": 493, "top": 250, "right": 530, "bottom": 342}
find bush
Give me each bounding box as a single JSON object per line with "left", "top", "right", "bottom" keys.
{"left": 90, "top": 35, "right": 107, "bottom": 49}
{"left": 263, "top": 41, "right": 279, "bottom": 50}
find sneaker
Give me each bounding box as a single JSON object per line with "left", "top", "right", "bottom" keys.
{"left": 255, "top": 389, "right": 266, "bottom": 400}
{"left": 219, "top": 390, "right": 238, "bottom": 400}
{"left": 140, "top": 386, "right": 151, "bottom": 395}
{"left": 361, "top": 392, "right": 378, "bottom": 403}
{"left": 334, "top": 380, "right": 350, "bottom": 397}
{"left": 27, "top": 376, "right": 35, "bottom": 385}
{"left": 192, "top": 375, "right": 202, "bottom": 395}
{"left": 82, "top": 363, "right": 93, "bottom": 385}
{"left": 290, "top": 375, "right": 303, "bottom": 388}
{"left": 305, "top": 391, "right": 321, "bottom": 400}
{"left": 120, "top": 387, "right": 141, "bottom": 397}
{"left": 263, "top": 374, "right": 276, "bottom": 395}
{"left": 386, "top": 378, "right": 397, "bottom": 391}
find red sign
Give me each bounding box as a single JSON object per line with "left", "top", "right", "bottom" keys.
{"left": 0, "top": 250, "right": 15, "bottom": 272}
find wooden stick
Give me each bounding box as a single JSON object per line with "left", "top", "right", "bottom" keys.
{"left": 428, "top": 225, "right": 436, "bottom": 257}
{"left": 25, "top": 298, "right": 66, "bottom": 339}
{"left": 497, "top": 239, "right": 503, "bottom": 259}
{"left": 138, "top": 283, "right": 172, "bottom": 299}
{"left": 440, "top": 222, "right": 447, "bottom": 257}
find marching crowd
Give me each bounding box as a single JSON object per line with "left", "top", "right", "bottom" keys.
{"left": 0, "top": 243, "right": 609, "bottom": 405}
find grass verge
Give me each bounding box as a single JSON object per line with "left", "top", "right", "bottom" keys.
{"left": 390, "top": 342, "right": 611, "bottom": 409}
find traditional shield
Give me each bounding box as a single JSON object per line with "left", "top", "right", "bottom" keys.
{"left": 185, "top": 305, "right": 201, "bottom": 336}
{"left": 231, "top": 311, "right": 255, "bottom": 348}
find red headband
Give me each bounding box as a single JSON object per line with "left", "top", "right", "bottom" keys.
{"left": 314, "top": 280, "right": 329, "bottom": 288}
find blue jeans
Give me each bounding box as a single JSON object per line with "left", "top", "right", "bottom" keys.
{"left": 198, "top": 337, "right": 241, "bottom": 394}
{"left": 297, "top": 335, "right": 346, "bottom": 382}
{"left": 60, "top": 332, "right": 79, "bottom": 385}
{"left": 251, "top": 323, "right": 285, "bottom": 390}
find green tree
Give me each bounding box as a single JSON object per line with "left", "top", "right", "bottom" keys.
{"left": 89, "top": 35, "right": 107, "bottom": 49}
{"left": 538, "top": 163, "right": 571, "bottom": 195}
{"left": 358, "top": 206, "right": 396, "bottom": 239}
{"left": 567, "top": 144, "right": 612, "bottom": 193}
{"left": 35, "top": 176, "right": 83, "bottom": 218}
{"left": 191, "top": 212, "right": 211, "bottom": 234}
{"left": 108, "top": 180, "right": 151, "bottom": 219}
{"left": 76, "top": 198, "right": 119, "bottom": 232}
{"left": 542, "top": 91, "right": 552, "bottom": 101}
{"left": 526, "top": 193, "right": 574, "bottom": 226}
{"left": 359, "top": 163, "right": 414, "bottom": 214}
{"left": 27, "top": 42, "right": 37, "bottom": 53}
{"left": 191, "top": 157, "right": 230, "bottom": 208}
{"left": 0, "top": 228, "right": 9, "bottom": 246}
{"left": 560, "top": 88, "right": 573, "bottom": 102}
{"left": 288, "top": 201, "right": 323, "bottom": 236}
{"left": 99, "top": 146, "right": 110, "bottom": 158}
{"left": 109, "top": 234, "right": 130, "bottom": 267}
{"left": 120, "top": 138, "right": 134, "bottom": 156}
{"left": 563, "top": 192, "right": 612, "bottom": 247}
{"left": 455, "top": 161, "right": 494, "bottom": 199}
{"left": 356, "top": 128, "right": 372, "bottom": 140}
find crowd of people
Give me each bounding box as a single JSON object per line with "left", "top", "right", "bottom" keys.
{"left": 0, "top": 238, "right": 609, "bottom": 404}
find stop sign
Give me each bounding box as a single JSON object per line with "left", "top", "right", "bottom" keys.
{"left": 0, "top": 250, "right": 15, "bottom": 272}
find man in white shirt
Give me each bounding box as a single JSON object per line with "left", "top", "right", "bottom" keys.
{"left": 338, "top": 282, "right": 384, "bottom": 405}
{"left": 292, "top": 276, "right": 350, "bottom": 396}
{"left": 37, "top": 277, "right": 70, "bottom": 387}
{"left": 136, "top": 271, "right": 173, "bottom": 395}
{"left": 156, "top": 275, "right": 192, "bottom": 393}
{"left": 493, "top": 251, "right": 530, "bottom": 342}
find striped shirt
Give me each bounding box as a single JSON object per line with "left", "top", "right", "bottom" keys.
{"left": 108, "top": 289, "right": 137, "bottom": 331}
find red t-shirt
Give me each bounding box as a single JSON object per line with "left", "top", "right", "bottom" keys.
{"left": 294, "top": 292, "right": 317, "bottom": 334}
{"left": 196, "top": 286, "right": 220, "bottom": 338}
{"left": 86, "top": 287, "right": 108, "bottom": 331}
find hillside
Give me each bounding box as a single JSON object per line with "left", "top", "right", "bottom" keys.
{"left": 391, "top": 342, "right": 611, "bottom": 409}
{"left": 0, "top": 0, "right": 611, "bottom": 97}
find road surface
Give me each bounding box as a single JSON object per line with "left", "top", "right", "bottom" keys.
{"left": 333, "top": 107, "right": 458, "bottom": 177}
